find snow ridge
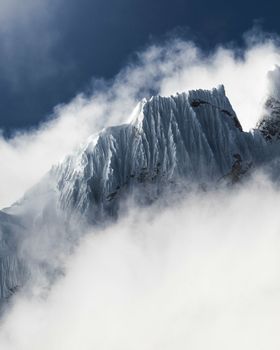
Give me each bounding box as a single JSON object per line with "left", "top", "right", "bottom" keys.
{"left": 0, "top": 86, "right": 278, "bottom": 301}
{"left": 52, "top": 87, "right": 261, "bottom": 220}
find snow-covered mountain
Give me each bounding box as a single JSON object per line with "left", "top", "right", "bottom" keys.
{"left": 0, "top": 86, "right": 279, "bottom": 302}
{"left": 49, "top": 86, "right": 267, "bottom": 221}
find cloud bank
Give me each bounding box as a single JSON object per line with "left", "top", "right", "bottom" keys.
{"left": 1, "top": 176, "right": 280, "bottom": 349}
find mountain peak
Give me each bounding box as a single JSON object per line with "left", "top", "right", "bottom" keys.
{"left": 50, "top": 87, "right": 251, "bottom": 222}
{"left": 0, "top": 86, "right": 275, "bottom": 302}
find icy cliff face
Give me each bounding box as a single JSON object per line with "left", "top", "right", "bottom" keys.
{"left": 0, "top": 86, "right": 278, "bottom": 302}
{"left": 0, "top": 211, "right": 27, "bottom": 300}
{"left": 51, "top": 86, "right": 264, "bottom": 222}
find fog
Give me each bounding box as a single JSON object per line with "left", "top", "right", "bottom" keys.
{"left": 0, "top": 174, "right": 280, "bottom": 349}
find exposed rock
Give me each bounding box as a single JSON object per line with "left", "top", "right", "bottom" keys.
{"left": 257, "top": 97, "right": 280, "bottom": 141}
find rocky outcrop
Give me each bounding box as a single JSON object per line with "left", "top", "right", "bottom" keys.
{"left": 257, "top": 97, "right": 280, "bottom": 141}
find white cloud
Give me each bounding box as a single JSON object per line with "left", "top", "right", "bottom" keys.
{"left": 266, "top": 64, "right": 280, "bottom": 100}
{"left": 1, "top": 175, "right": 280, "bottom": 349}
{"left": 158, "top": 40, "right": 280, "bottom": 130}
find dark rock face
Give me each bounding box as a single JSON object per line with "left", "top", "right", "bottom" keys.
{"left": 219, "top": 154, "right": 253, "bottom": 185}
{"left": 257, "top": 97, "right": 280, "bottom": 141}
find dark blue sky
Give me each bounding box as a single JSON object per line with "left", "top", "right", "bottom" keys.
{"left": 0, "top": 0, "right": 279, "bottom": 133}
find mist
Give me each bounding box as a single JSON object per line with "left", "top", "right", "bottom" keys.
{"left": 0, "top": 174, "right": 280, "bottom": 349}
